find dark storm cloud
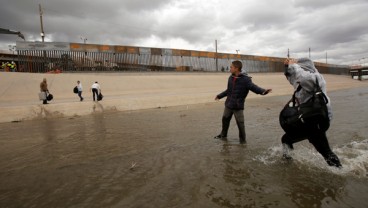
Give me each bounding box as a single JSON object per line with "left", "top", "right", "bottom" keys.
{"left": 284, "top": 1, "right": 368, "bottom": 63}
{"left": 293, "top": 0, "right": 354, "bottom": 9}
{"left": 0, "top": 0, "right": 172, "bottom": 43}
{"left": 0, "top": 0, "right": 367, "bottom": 65}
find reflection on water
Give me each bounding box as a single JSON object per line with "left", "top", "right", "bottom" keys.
{"left": 0, "top": 90, "right": 368, "bottom": 207}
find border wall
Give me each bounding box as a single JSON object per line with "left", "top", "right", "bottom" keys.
{"left": 15, "top": 41, "right": 349, "bottom": 74}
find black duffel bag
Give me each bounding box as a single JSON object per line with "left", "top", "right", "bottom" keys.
{"left": 47, "top": 93, "right": 53, "bottom": 101}
{"left": 279, "top": 78, "right": 330, "bottom": 133}
{"left": 73, "top": 86, "right": 78, "bottom": 94}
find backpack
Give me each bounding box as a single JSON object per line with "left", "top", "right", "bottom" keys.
{"left": 279, "top": 77, "right": 330, "bottom": 133}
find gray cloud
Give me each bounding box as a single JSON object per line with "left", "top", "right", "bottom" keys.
{"left": 0, "top": 0, "right": 367, "bottom": 65}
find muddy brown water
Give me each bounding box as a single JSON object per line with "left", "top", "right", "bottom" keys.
{"left": 0, "top": 87, "right": 367, "bottom": 208}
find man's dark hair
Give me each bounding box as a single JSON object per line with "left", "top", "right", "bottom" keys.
{"left": 232, "top": 60, "right": 242, "bottom": 71}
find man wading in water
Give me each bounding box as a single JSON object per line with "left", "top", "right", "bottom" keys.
{"left": 214, "top": 60, "right": 272, "bottom": 144}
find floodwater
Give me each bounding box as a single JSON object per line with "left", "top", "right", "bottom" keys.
{"left": 0, "top": 87, "right": 367, "bottom": 208}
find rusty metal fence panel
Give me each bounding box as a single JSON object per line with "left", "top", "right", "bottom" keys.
{"left": 15, "top": 41, "right": 348, "bottom": 74}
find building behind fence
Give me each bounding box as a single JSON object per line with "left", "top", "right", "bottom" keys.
{"left": 12, "top": 41, "right": 349, "bottom": 74}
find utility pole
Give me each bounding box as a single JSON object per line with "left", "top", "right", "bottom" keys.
{"left": 39, "top": 4, "right": 45, "bottom": 42}
{"left": 80, "top": 36, "right": 87, "bottom": 56}
{"left": 215, "top": 39, "right": 218, "bottom": 71}
{"left": 39, "top": 3, "right": 47, "bottom": 72}
{"left": 287, "top": 48, "right": 290, "bottom": 58}
{"left": 309, "top": 47, "right": 311, "bottom": 59}
{"left": 326, "top": 51, "right": 327, "bottom": 64}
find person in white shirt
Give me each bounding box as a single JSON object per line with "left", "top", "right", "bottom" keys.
{"left": 90, "top": 81, "right": 101, "bottom": 101}
{"left": 77, "top": 80, "right": 84, "bottom": 101}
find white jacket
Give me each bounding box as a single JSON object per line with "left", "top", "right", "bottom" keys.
{"left": 285, "top": 58, "right": 332, "bottom": 120}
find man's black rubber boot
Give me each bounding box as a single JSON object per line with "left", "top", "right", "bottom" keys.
{"left": 214, "top": 135, "right": 227, "bottom": 140}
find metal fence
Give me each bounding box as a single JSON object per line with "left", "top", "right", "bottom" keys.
{"left": 15, "top": 41, "right": 349, "bottom": 74}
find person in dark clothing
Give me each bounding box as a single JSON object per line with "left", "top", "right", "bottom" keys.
{"left": 214, "top": 60, "right": 272, "bottom": 144}
{"left": 281, "top": 58, "right": 342, "bottom": 168}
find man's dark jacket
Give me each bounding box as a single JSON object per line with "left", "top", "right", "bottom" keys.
{"left": 217, "top": 73, "right": 265, "bottom": 110}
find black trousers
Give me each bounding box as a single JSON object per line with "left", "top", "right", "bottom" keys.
{"left": 92, "top": 88, "right": 98, "bottom": 101}
{"left": 220, "top": 107, "right": 246, "bottom": 142}
{"left": 78, "top": 91, "right": 83, "bottom": 100}
{"left": 281, "top": 124, "right": 341, "bottom": 166}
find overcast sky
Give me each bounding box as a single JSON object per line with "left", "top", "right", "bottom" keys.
{"left": 1, "top": 0, "right": 367, "bottom": 65}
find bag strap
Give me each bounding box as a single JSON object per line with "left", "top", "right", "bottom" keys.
{"left": 291, "top": 76, "right": 329, "bottom": 106}
{"left": 291, "top": 85, "right": 302, "bottom": 106}
{"left": 314, "top": 77, "right": 329, "bottom": 104}
{"left": 315, "top": 77, "right": 322, "bottom": 92}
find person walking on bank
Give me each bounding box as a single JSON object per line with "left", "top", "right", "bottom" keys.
{"left": 90, "top": 81, "right": 101, "bottom": 101}
{"left": 280, "top": 58, "right": 342, "bottom": 167}
{"left": 40, "top": 78, "right": 49, "bottom": 104}
{"left": 214, "top": 60, "right": 272, "bottom": 144}
{"left": 77, "top": 80, "right": 84, "bottom": 101}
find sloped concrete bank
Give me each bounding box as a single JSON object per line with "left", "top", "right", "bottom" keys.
{"left": 0, "top": 72, "right": 367, "bottom": 123}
